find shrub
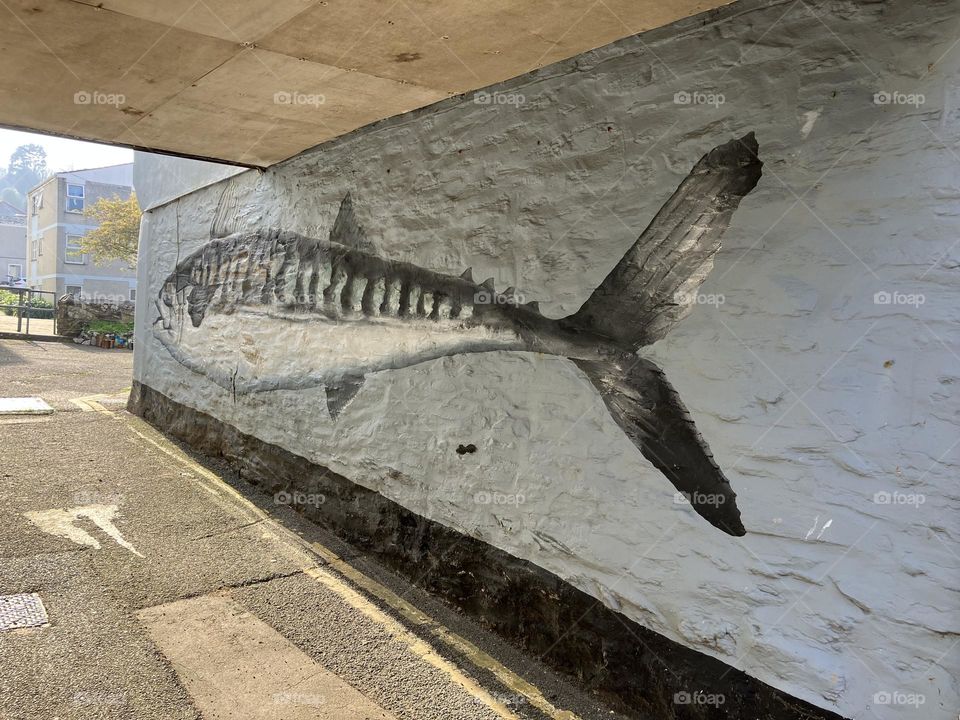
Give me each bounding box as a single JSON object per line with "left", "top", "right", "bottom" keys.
{"left": 0, "top": 290, "right": 53, "bottom": 319}
{"left": 86, "top": 319, "right": 134, "bottom": 335}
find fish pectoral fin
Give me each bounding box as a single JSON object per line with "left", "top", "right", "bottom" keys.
{"left": 326, "top": 374, "right": 366, "bottom": 419}
{"left": 573, "top": 357, "right": 746, "bottom": 536}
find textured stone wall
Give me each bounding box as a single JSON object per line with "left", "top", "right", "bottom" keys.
{"left": 133, "top": 0, "right": 960, "bottom": 717}
{"left": 56, "top": 295, "right": 135, "bottom": 337}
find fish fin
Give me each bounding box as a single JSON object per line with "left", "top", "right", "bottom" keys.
{"left": 330, "top": 193, "right": 377, "bottom": 254}
{"left": 481, "top": 278, "right": 495, "bottom": 291}
{"left": 572, "top": 357, "right": 746, "bottom": 536}
{"left": 460, "top": 267, "right": 474, "bottom": 281}
{"left": 564, "top": 133, "right": 762, "bottom": 348}
{"left": 326, "top": 374, "right": 365, "bottom": 419}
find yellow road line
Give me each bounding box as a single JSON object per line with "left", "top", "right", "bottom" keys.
{"left": 71, "top": 391, "right": 125, "bottom": 414}
{"left": 311, "top": 543, "right": 580, "bottom": 720}
{"left": 118, "top": 409, "right": 580, "bottom": 720}
{"left": 304, "top": 566, "right": 519, "bottom": 720}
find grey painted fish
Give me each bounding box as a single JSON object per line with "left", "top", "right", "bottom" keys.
{"left": 155, "top": 133, "right": 762, "bottom": 535}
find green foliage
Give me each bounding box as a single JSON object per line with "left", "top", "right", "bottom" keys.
{"left": 81, "top": 192, "right": 141, "bottom": 268}
{"left": 86, "top": 319, "right": 134, "bottom": 335}
{"left": 0, "top": 289, "right": 53, "bottom": 319}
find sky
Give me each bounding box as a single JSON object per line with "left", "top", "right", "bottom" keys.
{"left": 0, "top": 127, "right": 133, "bottom": 173}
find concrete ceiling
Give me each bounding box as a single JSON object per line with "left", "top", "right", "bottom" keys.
{"left": 0, "top": 0, "right": 731, "bottom": 168}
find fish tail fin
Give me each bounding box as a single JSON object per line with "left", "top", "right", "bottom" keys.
{"left": 562, "top": 133, "right": 762, "bottom": 348}
{"left": 573, "top": 357, "right": 746, "bottom": 536}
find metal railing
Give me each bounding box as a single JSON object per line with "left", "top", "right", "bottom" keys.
{"left": 0, "top": 286, "right": 58, "bottom": 335}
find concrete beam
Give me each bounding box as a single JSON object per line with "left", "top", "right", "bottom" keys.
{"left": 0, "top": 0, "right": 732, "bottom": 166}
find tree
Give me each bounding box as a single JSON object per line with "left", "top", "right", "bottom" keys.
{"left": 80, "top": 193, "right": 141, "bottom": 268}
{"left": 0, "top": 187, "right": 24, "bottom": 209}
{"left": 6, "top": 144, "right": 48, "bottom": 194}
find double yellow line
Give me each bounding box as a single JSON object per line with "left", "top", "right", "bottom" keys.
{"left": 70, "top": 390, "right": 128, "bottom": 414}
{"left": 98, "top": 390, "right": 580, "bottom": 720}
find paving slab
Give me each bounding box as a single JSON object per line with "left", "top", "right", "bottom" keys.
{"left": 0, "top": 397, "right": 53, "bottom": 415}
{"left": 139, "top": 594, "right": 398, "bottom": 720}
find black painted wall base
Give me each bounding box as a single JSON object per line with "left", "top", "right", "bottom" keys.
{"left": 129, "top": 381, "right": 846, "bottom": 720}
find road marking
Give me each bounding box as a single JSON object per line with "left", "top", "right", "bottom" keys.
{"left": 304, "top": 567, "right": 519, "bottom": 719}
{"left": 24, "top": 503, "right": 144, "bottom": 557}
{"left": 70, "top": 393, "right": 116, "bottom": 414}
{"left": 118, "top": 406, "right": 581, "bottom": 720}
{"left": 310, "top": 544, "right": 580, "bottom": 720}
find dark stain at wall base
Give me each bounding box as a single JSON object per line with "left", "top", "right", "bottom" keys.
{"left": 129, "top": 381, "right": 847, "bottom": 720}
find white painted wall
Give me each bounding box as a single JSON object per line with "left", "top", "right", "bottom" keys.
{"left": 134, "top": 0, "right": 960, "bottom": 717}
{"left": 132, "top": 151, "right": 245, "bottom": 212}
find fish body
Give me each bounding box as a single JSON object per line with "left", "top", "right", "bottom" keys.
{"left": 155, "top": 133, "right": 763, "bottom": 536}
{"left": 155, "top": 223, "right": 610, "bottom": 393}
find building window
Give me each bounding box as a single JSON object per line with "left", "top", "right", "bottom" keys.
{"left": 66, "top": 285, "right": 82, "bottom": 298}
{"left": 65, "top": 235, "right": 86, "bottom": 264}
{"left": 66, "top": 184, "right": 84, "bottom": 213}
{"left": 7, "top": 264, "right": 21, "bottom": 280}
{"left": 31, "top": 191, "right": 43, "bottom": 213}
{"left": 30, "top": 238, "right": 38, "bottom": 261}
{"left": 129, "top": 288, "right": 136, "bottom": 301}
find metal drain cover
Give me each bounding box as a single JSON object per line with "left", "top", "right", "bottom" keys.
{"left": 0, "top": 593, "right": 49, "bottom": 630}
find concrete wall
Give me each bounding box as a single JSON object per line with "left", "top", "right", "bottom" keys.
{"left": 133, "top": 0, "right": 960, "bottom": 717}
{"left": 133, "top": 151, "right": 244, "bottom": 212}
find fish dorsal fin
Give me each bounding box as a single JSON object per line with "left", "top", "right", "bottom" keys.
{"left": 326, "top": 374, "right": 365, "bottom": 419}
{"left": 481, "top": 278, "right": 495, "bottom": 291}
{"left": 330, "top": 193, "right": 377, "bottom": 253}
{"left": 460, "top": 267, "right": 474, "bottom": 282}
{"left": 504, "top": 286, "right": 516, "bottom": 296}
{"left": 524, "top": 301, "right": 540, "bottom": 312}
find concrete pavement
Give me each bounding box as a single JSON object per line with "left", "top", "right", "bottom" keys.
{"left": 0, "top": 338, "right": 632, "bottom": 720}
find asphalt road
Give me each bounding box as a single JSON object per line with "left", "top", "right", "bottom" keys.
{"left": 0, "top": 338, "right": 632, "bottom": 720}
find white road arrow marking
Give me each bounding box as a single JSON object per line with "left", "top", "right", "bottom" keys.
{"left": 24, "top": 504, "right": 144, "bottom": 558}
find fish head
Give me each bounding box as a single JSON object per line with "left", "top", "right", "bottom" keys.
{"left": 154, "top": 279, "right": 178, "bottom": 331}
{"left": 155, "top": 259, "right": 210, "bottom": 331}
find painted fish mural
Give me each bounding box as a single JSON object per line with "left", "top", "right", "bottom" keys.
{"left": 154, "top": 133, "right": 762, "bottom": 536}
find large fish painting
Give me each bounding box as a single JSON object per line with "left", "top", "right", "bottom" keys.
{"left": 154, "top": 133, "right": 762, "bottom": 536}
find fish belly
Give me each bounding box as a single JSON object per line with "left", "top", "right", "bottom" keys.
{"left": 155, "top": 304, "right": 524, "bottom": 393}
